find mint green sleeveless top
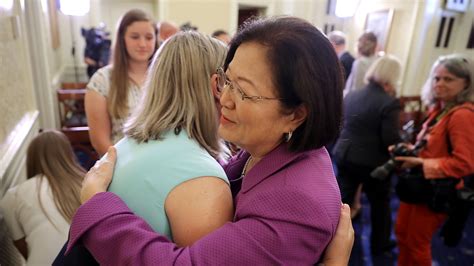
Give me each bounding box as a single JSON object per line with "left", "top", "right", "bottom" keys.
{"left": 107, "top": 130, "right": 228, "bottom": 240}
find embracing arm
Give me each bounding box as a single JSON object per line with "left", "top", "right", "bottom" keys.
{"left": 165, "top": 177, "right": 233, "bottom": 246}
{"left": 68, "top": 191, "right": 339, "bottom": 265}
{"left": 74, "top": 148, "right": 353, "bottom": 265}
{"left": 85, "top": 90, "right": 113, "bottom": 156}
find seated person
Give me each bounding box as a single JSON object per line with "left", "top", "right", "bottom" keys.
{"left": 0, "top": 130, "right": 84, "bottom": 265}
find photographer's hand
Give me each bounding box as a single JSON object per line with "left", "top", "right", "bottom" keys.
{"left": 394, "top": 156, "right": 423, "bottom": 169}
{"left": 388, "top": 143, "right": 414, "bottom": 153}
{"left": 84, "top": 57, "right": 97, "bottom": 66}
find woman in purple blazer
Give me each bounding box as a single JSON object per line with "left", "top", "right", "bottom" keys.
{"left": 67, "top": 16, "right": 353, "bottom": 265}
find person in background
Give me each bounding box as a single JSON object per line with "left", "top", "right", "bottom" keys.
{"left": 0, "top": 130, "right": 85, "bottom": 265}
{"left": 327, "top": 30, "right": 359, "bottom": 218}
{"left": 82, "top": 23, "right": 111, "bottom": 78}
{"left": 65, "top": 16, "right": 353, "bottom": 265}
{"left": 158, "top": 21, "right": 179, "bottom": 43}
{"left": 333, "top": 55, "right": 402, "bottom": 256}
{"left": 212, "top": 29, "right": 231, "bottom": 44}
{"left": 328, "top": 30, "right": 355, "bottom": 81}
{"left": 395, "top": 54, "right": 474, "bottom": 266}
{"left": 85, "top": 9, "right": 158, "bottom": 156}
{"left": 344, "top": 31, "right": 378, "bottom": 96}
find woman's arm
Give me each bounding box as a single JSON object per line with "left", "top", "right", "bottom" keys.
{"left": 75, "top": 148, "right": 352, "bottom": 265}
{"left": 85, "top": 90, "right": 112, "bottom": 156}
{"left": 165, "top": 177, "right": 233, "bottom": 246}
{"left": 68, "top": 191, "right": 341, "bottom": 265}
{"left": 321, "top": 204, "right": 354, "bottom": 266}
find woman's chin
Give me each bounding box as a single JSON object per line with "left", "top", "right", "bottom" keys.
{"left": 218, "top": 126, "right": 235, "bottom": 143}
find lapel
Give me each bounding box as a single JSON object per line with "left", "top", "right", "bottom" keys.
{"left": 224, "top": 150, "right": 250, "bottom": 181}
{"left": 240, "top": 143, "right": 304, "bottom": 194}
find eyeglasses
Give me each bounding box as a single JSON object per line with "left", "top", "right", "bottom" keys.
{"left": 216, "top": 67, "right": 284, "bottom": 101}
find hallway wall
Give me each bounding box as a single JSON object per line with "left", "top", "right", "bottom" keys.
{"left": 0, "top": 0, "right": 39, "bottom": 195}
{"left": 334, "top": 0, "right": 474, "bottom": 96}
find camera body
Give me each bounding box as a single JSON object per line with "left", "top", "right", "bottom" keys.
{"left": 370, "top": 143, "right": 417, "bottom": 180}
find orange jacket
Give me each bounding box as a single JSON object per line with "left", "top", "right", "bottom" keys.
{"left": 418, "top": 102, "right": 474, "bottom": 181}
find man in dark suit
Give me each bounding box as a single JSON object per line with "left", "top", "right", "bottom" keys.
{"left": 328, "top": 31, "right": 355, "bottom": 81}
{"left": 333, "top": 55, "right": 402, "bottom": 256}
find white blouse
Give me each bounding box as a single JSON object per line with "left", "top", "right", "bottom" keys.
{"left": 0, "top": 176, "right": 69, "bottom": 266}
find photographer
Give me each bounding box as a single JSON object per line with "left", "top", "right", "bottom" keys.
{"left": 333, "top": 55, "right": 402, "bottom": 256}
{"left": 394, "top": 54, "right": 474, "bottom": 266}
{"left": 82, "top": 25, "right": 111, "bottom": 78}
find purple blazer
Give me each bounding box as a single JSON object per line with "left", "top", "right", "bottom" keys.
{"left": 67, "top": 143, "right": 341, "bottom": 265}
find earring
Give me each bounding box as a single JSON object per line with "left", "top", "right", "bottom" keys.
{"left": 285, "top": 131, "right": 293, "bottom": 142}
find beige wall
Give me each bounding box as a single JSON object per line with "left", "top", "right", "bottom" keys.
{"left": 0, "top": 0, "right": 39, "bottom": 191}
{"left": 344, "top": 1, "right": 422, "bottom": 95}
{"left": 331, "top": 0, "right": 473, "bottom": 96}
{"left": 164, "top": 0, "right": 232, "bottom": 35}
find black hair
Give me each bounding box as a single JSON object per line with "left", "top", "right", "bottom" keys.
{"left": 225, "top": 16, "right": 344, "bottom": 151}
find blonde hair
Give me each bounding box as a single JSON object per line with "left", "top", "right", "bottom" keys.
{"left": 26, "top": 130, "right": 85, "bottom": 224}
{"left": 124, "top": 31, "right": 227, "bottom": 158}
{"left": 421, "top": 54, "right": 474, "bottom": 106}
{"left": 365, "top": 54, "right": 401, "bottom": 87}
{"left": 109, "top": 9, "right": 158, "bottom": 119}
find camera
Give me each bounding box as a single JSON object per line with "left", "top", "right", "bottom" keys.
{"left": 370, "top": 143, "right": 416, "bottom": 180}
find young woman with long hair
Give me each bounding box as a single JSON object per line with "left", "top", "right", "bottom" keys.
{"left": 0, "top": 130, "right": 85, "bottom": 265}
{"left": 85, "top": 9, "right": 158, "bottom": 156}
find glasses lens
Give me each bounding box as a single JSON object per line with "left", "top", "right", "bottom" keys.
{"left": 217, "top": 69, "right": 225, "bottom": 91}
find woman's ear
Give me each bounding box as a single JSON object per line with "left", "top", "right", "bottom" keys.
{"left": 211, "top": 74, "right": 220, "bottom": 100}
{"left": 288, "top": 104, "right": 308, "bottom": 129}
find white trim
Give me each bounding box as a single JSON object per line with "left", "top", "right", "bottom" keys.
{"left": 0, "top": 110, "right": 39, "bottom": 195}
{"left": 24, "top": 0, "right": 57, "bottom": 129}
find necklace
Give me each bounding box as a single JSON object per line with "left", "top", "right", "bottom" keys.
{"left": 232, "top": 156, "right": 252, "bottom": 182}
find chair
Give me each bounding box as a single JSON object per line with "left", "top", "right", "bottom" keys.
{"left": 57, "top": 88, "right": 87, "bottom": 128}
{"left": 61, "top": 82, "right": 88, "bottom": 90}
{"left": 57, "top": 88, "right": 98, "bottom": 169}
{"left": 398, "top": 96, "right": 426, "bottom": 142}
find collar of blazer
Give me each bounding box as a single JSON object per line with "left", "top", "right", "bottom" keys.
{"left": 239, "top": 143, "right": 305, "bottom": 194}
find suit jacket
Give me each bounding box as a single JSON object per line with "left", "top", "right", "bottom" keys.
{"left": 66, "top": 143, "right": 341, "bottom": 265}
{"left": 333, "top": 82, "right": 401, "bottom": 168}
{"left": 340, "top": 51, "right": 355, "bottom": 81}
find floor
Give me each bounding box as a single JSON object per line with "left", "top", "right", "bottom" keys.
{"left": 349, "top": 181, "right": 474, "bottom": 266}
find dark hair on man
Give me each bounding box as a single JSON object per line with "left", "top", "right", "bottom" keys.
{"left": 224, "top": 16, "right": 344, "bottom": 151}
{"left": 358, "top": 31, "right": 377, "bottom": 57}
{"left": 212, "top": 30, "right": 228, "bottom": 38}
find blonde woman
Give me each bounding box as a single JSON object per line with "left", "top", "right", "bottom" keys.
{"left": 0, "top": 130, "right": 84, "bottom": 265}
{"left": 86, "top": 9, "right": 158, "bottom": 156}
{"left": 101, "top": 31, "right": 233, "bottom": 246}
